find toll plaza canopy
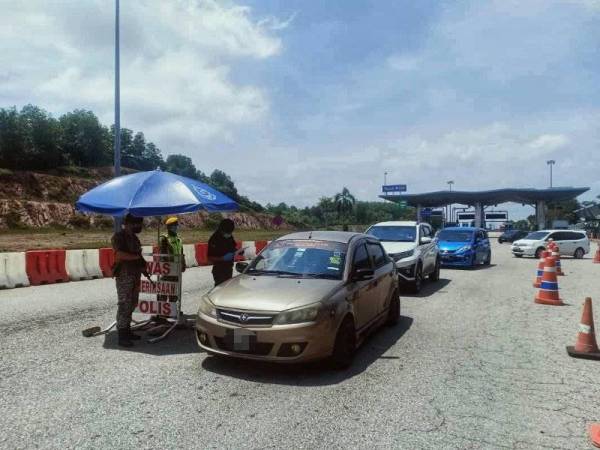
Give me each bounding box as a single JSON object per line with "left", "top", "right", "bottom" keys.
{"left": 380, "top": 187, "right": 589, "bottom": 229}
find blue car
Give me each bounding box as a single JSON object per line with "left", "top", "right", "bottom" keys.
{"left": 436, "top": 227, "right": 492, "bottom": 268}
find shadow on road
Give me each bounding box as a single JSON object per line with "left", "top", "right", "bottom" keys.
{"left": 101, "top": 314, "right": 201, "bottom": 355}
{"left": 401, "top": 278, "right": 451, "bottom": 298}
{"left": 200, "top": 316, "right": 413, "bottom": 386}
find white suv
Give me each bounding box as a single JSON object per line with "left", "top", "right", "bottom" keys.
{"left": 365, "top": 221, "right": 440, "bottom": 293}
{"left": 511, "top": 230, "right": 590, "bottom": 259}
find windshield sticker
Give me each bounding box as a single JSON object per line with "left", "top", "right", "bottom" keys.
{"left": 329, "top": 255, "right": 341, "bottom": 265}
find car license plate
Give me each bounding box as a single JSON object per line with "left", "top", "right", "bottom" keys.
{"left": 226, "top": 328, "right": 256, "bottom": 352}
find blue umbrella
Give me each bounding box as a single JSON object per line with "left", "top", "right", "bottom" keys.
{"left": 76, "top": 169, "right": 238, "bottom": 217}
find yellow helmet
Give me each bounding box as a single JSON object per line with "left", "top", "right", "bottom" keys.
{"left": 165, "top": 217, "right": 178, "bottom": 226}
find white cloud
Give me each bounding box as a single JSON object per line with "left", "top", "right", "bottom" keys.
{"left": 527, "top": 134, "right": 569, "bottom": 153}
{"left": 0, "top": 0, "right": 283, "bottom": 149}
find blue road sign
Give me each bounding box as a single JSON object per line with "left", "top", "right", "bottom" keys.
{"left": 382, "top": 184, "right": 407, "bottom": 193}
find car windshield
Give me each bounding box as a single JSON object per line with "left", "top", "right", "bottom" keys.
{"left": 366, "top": 226, "right": 416, "bottom": 242}
{"left": 246, "top": 239, "right": 347, "bottom": 279}
{"left": 524, "top": 231, "right": 549, "bottom": 240}
{"left": 437, "top": 230, "right": 473, "bottom": 242}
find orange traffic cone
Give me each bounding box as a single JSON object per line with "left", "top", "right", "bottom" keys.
{"left": 533, "top": 250, "right": 550, "bottom": 288}
{"left": 590, "top": 423, "right": 600, "bottom": 448}
{"left": 551, "top": 247, "right": 565, "bottom": 276}
{"left": 534, "top": 256, "right": 564, "bottom": 306}
{"left": 593, "top": 244, "right": 600, "bottom": 264}
{"left": 566, "top": 297, "right": 600, "bottom": 360}
{"left": 547, "top": 239, "right": 557, "bottom": 252}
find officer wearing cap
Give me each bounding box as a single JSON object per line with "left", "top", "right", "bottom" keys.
{"left": 158, "top": 217, "right": 186, "bottom": 303}
{"left": 111, "top": 214, "right": 146, "bottom": 347}
{"left": 208, "top": 218, "right": 240, "bottom": 286}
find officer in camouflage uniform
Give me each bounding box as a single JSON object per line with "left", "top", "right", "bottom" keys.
{"left": 112, "top": 214, "right": 146, "bottom": 347}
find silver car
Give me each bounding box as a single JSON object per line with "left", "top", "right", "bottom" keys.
{"left": 196, "top": 231, "right": 400, "bottom": 368}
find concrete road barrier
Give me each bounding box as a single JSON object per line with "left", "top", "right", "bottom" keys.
{"left": 183, "top": 244, "right": 198, "bottom": 267}
{"left": 0, "top": 252, "right": 30, "bottom": 288}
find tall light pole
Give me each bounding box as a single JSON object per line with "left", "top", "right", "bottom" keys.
{"left": 114, "top": 0, "right": 121, "bottom": 179}
{"left": 447, "top": 180, "right": 454, "bottom": 223}
{"left": 114, "top": 0, "right": 121, "bottom": 231}
{"left": 546, "top": 160, "right": 555, "bottom": 188}
{"left": 384, "top": 171, "right": 388, "bottom": 187}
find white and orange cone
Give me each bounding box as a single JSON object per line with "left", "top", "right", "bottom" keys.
{"left": 533, "top": 250, "right": 550, "bottom": 288}
{"left": 534, "top": 257, "right": 564, "bottom": 306}
{"left": 566, "top": 297, "right": 600, "bottom": 360}
{"left": 551, "top": 246, "right": 565, "bottom": 276}
{"left": 593, "top": 244, "right": 600, "bottom": 264}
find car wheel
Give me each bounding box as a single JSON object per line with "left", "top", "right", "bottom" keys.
{"left": 429, "top": 258, "right": 441, "bottom": 282}
{"left": 534, "top": 247, "right": 545, "bottom": 259}
{"left": 330, "top": 316, "right": 356, "bottom": 369}
{"left": 514, "top": 254, "right": 523, "bottom": 258}
{"left": 498, "top": 238, "right": 504, "bottom": 244}
{"left": 484, "top": 251, "right": 491, "bottom": 265}
{"left": 574, "top": 247, "right": 585, "bottom": 259}
{"left": 411, "top": 264, "right": 423, "bottom": 293}
{"left": 386, "top": 290, "right": 401, "bottom": 326}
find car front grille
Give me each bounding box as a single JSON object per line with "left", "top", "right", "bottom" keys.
{"left": 440, "top": 249, "right": 456, "bottom": 254}
{"left": 217, "top": 308, "right": 274, "bottom": 326}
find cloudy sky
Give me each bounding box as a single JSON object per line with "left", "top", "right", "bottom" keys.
{"left": 1, "top": 0, "right": 599, "bottom": 217}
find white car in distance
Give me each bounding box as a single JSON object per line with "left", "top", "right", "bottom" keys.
{"left": 365, "top": 221, "right": 440, "bottom": 293}
{"left": 511, "top": 229, "right": 590, "bottom": 259}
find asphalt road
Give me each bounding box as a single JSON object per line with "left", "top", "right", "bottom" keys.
{"left": 1, "top": 242, "right": 599, "bottom": 449}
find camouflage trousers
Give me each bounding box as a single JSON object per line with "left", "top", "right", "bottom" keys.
{"left": 115, "top": 273, "right": 140, "bottom": 330}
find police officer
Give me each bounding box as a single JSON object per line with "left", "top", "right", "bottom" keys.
{"left": 158, "top": 217, "right": 186, "bottom": 302}
{"left": 112, "top": 214, "right": 146, "bottom": 347}
{"left": 208, "top": 218, "right": 240, "bottom": 286}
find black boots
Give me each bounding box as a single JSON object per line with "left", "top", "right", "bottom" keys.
{"left": 128, "top": 329, "right": 141, "bottom": 340}
{"left": 118, "top": 329, "right": 134, "bottom": 347}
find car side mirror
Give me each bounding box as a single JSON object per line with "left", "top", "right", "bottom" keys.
{"left": 351, "top": 268, "right": 374, "bottom": 282}
{"left": 235, "top": 262, "right": 249, "bottom": 273}
{"left": 420, "top": 237, "right": 432, "bottom": 244}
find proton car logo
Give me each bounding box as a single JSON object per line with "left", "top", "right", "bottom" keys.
{"left": 239, "top": 313, "right": 249, "bottom": 322}
{"left": 193, "top": 185, "right": 217, "bottom": 201}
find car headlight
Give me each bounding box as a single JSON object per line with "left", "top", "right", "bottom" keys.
{"left": 273, "top": 303, "right": 321, "bottom": 325}
{"left": 198, "top": 295, "right": 217, "bottom": 317}
{"left": 456, "top": 245, "right": 472, "bottom": 254}
{"left": 390, "top": 249, "right": 414, "bottom": 261}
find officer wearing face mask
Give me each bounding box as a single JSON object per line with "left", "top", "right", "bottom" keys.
{"left": 208, "top": 218, "right": 240, "bottom": 286}
{"left": 111, "top": 214, "right": 146, "bottom": 347}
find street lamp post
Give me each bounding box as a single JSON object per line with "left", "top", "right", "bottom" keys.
{"left": 447, "top": 180, "right": 454, "bottom": 223}
{"left": 384, "top": 171, "right": 388, "bottom": 187}
{"left": 546, "top": 160, "right": 555, "bottom": 188}
{"left": 113, "top": 0, "right": 121, "bottom": 231}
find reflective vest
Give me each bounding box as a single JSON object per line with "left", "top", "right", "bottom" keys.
{"left": 161, "top": 233, "right": 183, "bottom": 256}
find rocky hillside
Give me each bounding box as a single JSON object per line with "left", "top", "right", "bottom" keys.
{"left": 0, "top": 169, "right": 290, "bottom": 230}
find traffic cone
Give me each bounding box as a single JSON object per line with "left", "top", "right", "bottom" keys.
{"left": 547, "top": 239, "right": 556, "bottom": 252}
{"left": 593, "top": 244, "right": 600, "bottom": 264}
{"left": 551, "top": 247, "right": 565, "bottom": 276}
{"left": 566, "top": 297, "right": 600, "bottom": 360}
{"left": 534, "top": 256, "right": 564, "bottom": 306}
{"left": 533, "top": 250, "right": 550, "bottom": 288}
{"left": 590, "top": 423, "right": 600, "bottom": 448}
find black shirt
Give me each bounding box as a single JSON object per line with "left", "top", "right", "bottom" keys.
{"left": 111, "top": 230, "right": 143, "bottom": 275}
{"left": 208, "top": 231, "right": 236, "bottom": 271}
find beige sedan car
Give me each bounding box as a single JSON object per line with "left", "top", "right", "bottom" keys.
{"left": 196, "top": 231, "right": 400, "bottom": 368}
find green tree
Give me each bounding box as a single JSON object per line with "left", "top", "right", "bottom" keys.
{"left": 165, "top": 154, "right": 200, "bottom": 179}
{"left": 209, "top": 169, "right": 239, "bottom": 200}
{"left": 59, "top": 110, "right": 111, "bottom": 166}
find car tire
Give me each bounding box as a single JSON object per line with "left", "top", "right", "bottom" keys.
{"left": 410, "top": 264, "right": 423, "bottom": 293}
{"left": 534, "top": 247, "right": 545, "bottom": 259}
{"left": 514, "top": 254, "right": 523, "bottom": 258}
{"left": 498, "top": 239, "right": 504, "bottom": 244}
{"left": 330, "top": 316, "right": 356, "bottom": 369}
{"left": 484, "top": 251, "right": 491, "bottom": 265}
{"left": 386, "top": 291, "right": 401, "bottom": 326}
{"left": 429, "top": 258, "right": 441, "bottom": 282}
{"left": 574, "top": 247, "right": 585, "bottom": 259}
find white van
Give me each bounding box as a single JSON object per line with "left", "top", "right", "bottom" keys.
{"left": 511, "top": 230, "right": 590, "bottom": 259}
